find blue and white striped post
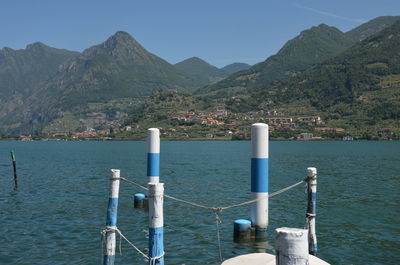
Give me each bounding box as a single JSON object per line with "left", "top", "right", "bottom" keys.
{"left": 103, "top": 169, "right": 121, "bottom": 265}
{"left": 306, "top": 167, "right": 317, "bottom": 255}
{"left": 250, "top": 123, "right": 269, "bottom": 236}
{"left": 148, "top": 182, "right": 164, "bottom": 265}
{"left": 148, "top": 128, "right": 160, "bottom": 184}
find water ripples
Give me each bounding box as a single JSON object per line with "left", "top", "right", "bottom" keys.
{"left": 0, "top": 140, "right": 399, "bottom": 264}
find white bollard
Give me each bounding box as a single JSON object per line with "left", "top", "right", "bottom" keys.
{"left": 307, "top": 167, "right": 317, "bottom": 255}
{"left": 148, "top": 182, "right": 164, "bottom": 265}
{"left": 250, "top": 123, "right": 269, "bottom": 233}
{"left": 147, "top": 128, "right": 160, "bottom": 184}
{"left": 275, "top": 227, "right": 309, "bottom": 265}
{"left": 103, "top": 169, "right": 121, "bottom": 265}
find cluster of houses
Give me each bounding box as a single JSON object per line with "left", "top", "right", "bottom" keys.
{"left": 298, "top": 127, "right": 348, "bottom": 140}
{"left": 42, "top": 109, "right": 328, "bottom": 139}
{"left": 166, "top": 109, "right": 323, "bottom": 128}
{"left": 19, "top": 106, "right": 397, "bottom": 140}
{"left": 170, "top": 109, "right": 228, "bottom": 124}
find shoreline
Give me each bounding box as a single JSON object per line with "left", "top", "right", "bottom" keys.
{"left": 1, "top": 137, "right": 398, "bottom": 142}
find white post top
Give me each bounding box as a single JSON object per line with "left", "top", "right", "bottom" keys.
{"left": 307, "top": 167, "right": 317, "bottom": 177}
{"left": 276, "top": 227, "right": 308, "bottom": 264}
{"left": 109, "top": 169, "right": 121, "bottom": 198}
{"left": 276, "top": 227, "right": 308, "bottom": 236}
{"left": 147, "top": 128, "right": 160, "bottom": 153}
{"left": 251, "top": 123, "right": 269, "bottom": 158}
{"left": 252, "top": 123, "right": 268, "bottom": 128}
{"left": 111, "top": 169, "right": 120, "bottom": 178}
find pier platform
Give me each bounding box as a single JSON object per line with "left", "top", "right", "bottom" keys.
{"left": 222, "top": 253, "right": 330, "bottom": 265}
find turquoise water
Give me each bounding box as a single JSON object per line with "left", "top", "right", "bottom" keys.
{"left": 0, "top": 141, "right": 399, "bottom": 265}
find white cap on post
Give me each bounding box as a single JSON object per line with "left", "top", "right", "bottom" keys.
{"left": 148, "top": 128, "right": 160, "bottom": 154}
{"left": 251, "top": 123, "right": 269, "bottom": 159}
{"left": 276, "top": 227, "right": 309, "bottom": 265}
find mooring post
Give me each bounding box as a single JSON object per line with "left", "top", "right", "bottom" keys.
{"left": 148, "top": 182, "right": 164, "bottom": 265}
{"left": 103, "top": 169, "right": 121, "bottom": 265}
{"left": 134, "top": 193, "right": 146, "bottom": 209}
{"left": 306, "top": 167, "right": 317, "bottom": 255}
{"left": 148, "top": 128, "right": 160, "bottom": 184}
{"left": 275, "top": 227, "right": 309, "bottom": 265}
{"left": 250, "top": 123, "right": 269, "bottom": 238}
{"left": 10, "top": 150, "right": 18, "bottom": 189}
{"left": 233, "top": 219, "right": 252, "bottom": 242}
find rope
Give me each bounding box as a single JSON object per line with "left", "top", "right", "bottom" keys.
{"left": 116, "top": 176, "right": 307, "bottom": 264}
{"left": 100, "top": 230, "right": 104, "bottom": 264}
{"left": 164, "top": 193, "right": 215, "bottom": 211}
{"left": 101, "top": 226, "right": 149, "bottom": 260}
{"left": 101, "top": 226, "right": 165, "bottom": 264}
{"left": 121, "top": 177, "right": 306, "bottom": 212}
{"left": 149, "top": 252, "right": 165, "bottom": 265}
{"left": 269, "top": 179, "right": 306, "bottom": 198}
{"left": 121, "top": 177, "right": 215, "bottom": 210}
{"left": 214, "top": 210, "right": 223, "bottom": 262}
{"left": 120, "top": 177, "right": 148, "bottom": 190}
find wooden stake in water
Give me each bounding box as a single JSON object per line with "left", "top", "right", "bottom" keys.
{"left": 306, "top": 167, "right": 317, "bottom": 255}
{"left": 11, "top": 150, "right": 18, "bottom": 189}
{"left": 103, "top": 169, "right": 121, "bottom": 265}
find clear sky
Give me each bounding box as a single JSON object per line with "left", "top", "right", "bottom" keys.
{"left": 1, "top": 0, "right": 399, "bottom": 67}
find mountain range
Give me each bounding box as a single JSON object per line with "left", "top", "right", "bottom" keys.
{"left": 0, "top": 16, "right": 398, "bottom": 135}
{"left": 174, "top": 57, "right": 250, "bottom": 86}
{"left": 196, "top": 16, "right": 400, "bottom": 98}
{"left": 226, "top": 19, "right": 400, "bottom": 131}
{"left": 133, "top": 17, "right": 400, "bottom": 138}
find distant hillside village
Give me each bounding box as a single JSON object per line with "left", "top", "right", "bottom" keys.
{"left": 17, "top": 107, "right": 397, "bottom": 141}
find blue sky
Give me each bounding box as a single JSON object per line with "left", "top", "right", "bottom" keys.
{"left": 1, "top": 0, "right": 399, "bottom": 67}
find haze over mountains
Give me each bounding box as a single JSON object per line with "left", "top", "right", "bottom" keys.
{"left": 0, "top": 15, "right": 398, "bottom": 135}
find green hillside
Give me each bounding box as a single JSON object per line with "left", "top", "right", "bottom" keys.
{"left": 221, "top": 62, "right": 251, "bottom": 75}
{"left": 122, "top": 20, "right": 400, "bottom": 140}
{"left": 43, "top": 31, "right": 198, "bottom": 106}
{"left": 346, "top": 16, "right": 400, "bottom": 41}
{"left": 1, "top": 17, "right": 398, "bottom": 138}
{"left": 0, "top": 43, "right": 79, "bottom": 133}
{"left": 0, "top": 42, "right": 78, "bottom": 98}
{"left": 0, "top": 31, "right": 199, "bottom": 134}
{"left": 197, "top": 24, "right": 355, "bottom": 97}
{"left": 247, "top": 20, "right": 400, "bottom": 136}
{"left": 175, "top": 57, "right": 227, "bottom": 86}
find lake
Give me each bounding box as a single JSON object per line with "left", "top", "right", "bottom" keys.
{"left": 0, "top": 140, "right": 399, "bottom": 265}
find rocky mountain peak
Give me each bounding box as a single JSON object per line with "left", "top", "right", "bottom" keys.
{"left": 26, "top": 42, "right": 48, "bottom": 51}
{"left": 101, "top": 31, "right": 147, "bottom": 57}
